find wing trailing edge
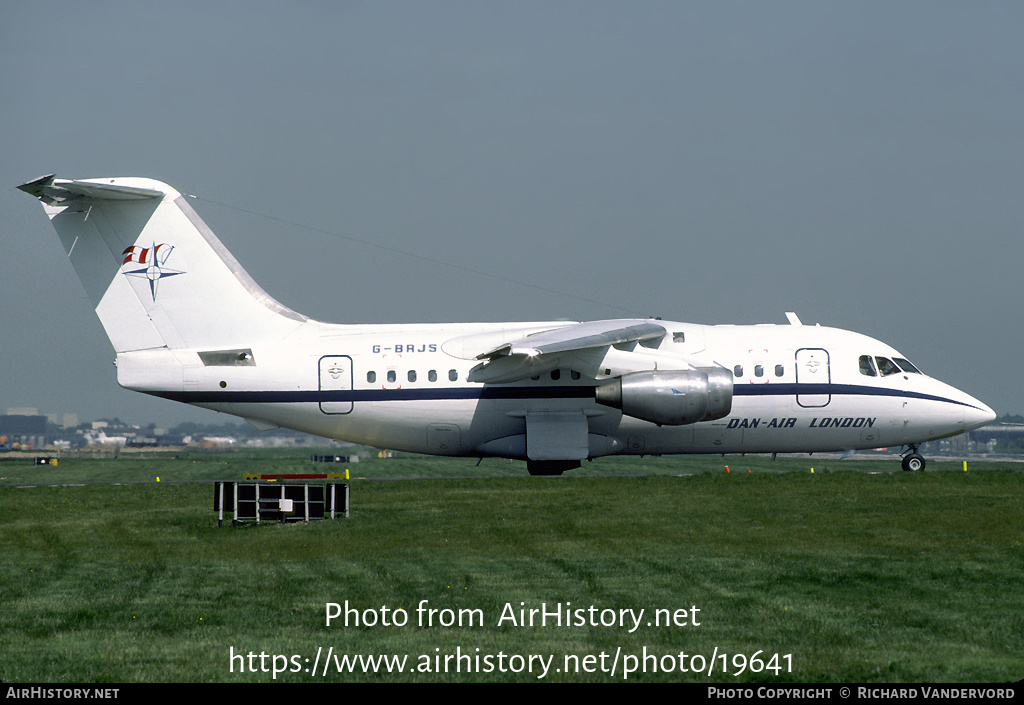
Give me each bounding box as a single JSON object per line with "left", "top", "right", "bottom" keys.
{"left": 467, "top": 319, "right": 667, "bottom": 383}
{"left": 478, "top": 320, "right": 667, "bottom": 359}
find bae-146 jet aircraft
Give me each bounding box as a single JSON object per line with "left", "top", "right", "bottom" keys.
{"left": 18, "top": 175, "right": 995, "bottom": 474}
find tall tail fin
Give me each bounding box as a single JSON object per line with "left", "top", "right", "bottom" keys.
{"left": 18, "top": 175, "right": 307, "bottom": 353}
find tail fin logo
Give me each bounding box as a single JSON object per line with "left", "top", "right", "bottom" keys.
{"left": 120, "top": 243, "right": 185, "bottom": 300}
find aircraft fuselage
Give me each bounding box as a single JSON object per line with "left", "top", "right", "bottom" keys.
{"left": 116, "top": 318, "right": 990, "bottom": 460}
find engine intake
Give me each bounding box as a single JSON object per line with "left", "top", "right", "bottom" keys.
{"left": 595, "top": 368, "right": 733, "bottom": 426}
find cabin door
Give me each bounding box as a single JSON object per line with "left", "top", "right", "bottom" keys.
{"left": 318, "top": 355, "right": 354, "bottom": 414}
{"left": 795, "top": 348, "right": 831, "bottom": 408}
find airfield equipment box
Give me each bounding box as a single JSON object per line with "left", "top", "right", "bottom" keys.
{"left": 213, "top": 481, "right": 349, "bottom": 526}
{"left": 310, "top": 454, "right": 349, "bottom": 463}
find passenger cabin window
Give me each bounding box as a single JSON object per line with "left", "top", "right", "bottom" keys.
{"left": 859, "top": 355, "right": 877, "bottom": 377}
{"left": 408, "top": 370, "right": 417, "bottom": 383}
{"left": 875, "top": 357, "right": 902, "bottom": 377}
{"left": 387, "top": 370, "right": 397, "bottom": 383}
{"left": 775, "top": 364, "right": 784, "bottom": 377}
{"left": 428, "top": 370, "right": 437, "bottom": 382}
{"left": 449, "top": 369, "right": 458, "bottom": 382}
{"left": 733, "top": 365, "right": 743, "bottom": 378}
{"left": 754, "top": 365, "right": 764, "bottom": 378}
{"left": 367, "top": 371, "right": 376, "bottom": 383}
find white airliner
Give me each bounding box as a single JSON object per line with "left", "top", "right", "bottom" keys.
{"left": 19, "top": 175, "right": 995, "bottom": 474}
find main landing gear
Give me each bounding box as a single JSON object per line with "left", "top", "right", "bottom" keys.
{"left": 527, "top": 460, "right": 581, "bottom": 476}
{"left": 901, "top": 445, "right": 926, "bottom": 472}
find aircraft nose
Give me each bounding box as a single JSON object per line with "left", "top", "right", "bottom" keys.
{"left": 963, "top": 398, "right": 996, "bottom": 432}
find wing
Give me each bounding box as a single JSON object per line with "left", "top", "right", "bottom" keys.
{"left": 466, "top": 319, "right": 667, "bottom": 383}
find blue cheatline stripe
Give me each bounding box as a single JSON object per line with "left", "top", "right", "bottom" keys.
{"left": 731, "top": 383, "right": 982, "bottom": 409}
{"left": 148, "top": 382, "right": 983, "bottom": 410}
{"left": 150, "top": 386, "right": 595, "bottom": 404}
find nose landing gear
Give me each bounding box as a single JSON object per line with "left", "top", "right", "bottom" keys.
{"left": 901, "top": 445, "right": 926, "bottom": 472}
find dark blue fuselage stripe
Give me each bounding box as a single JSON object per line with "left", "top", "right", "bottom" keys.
{"left": 733, "top": 383, "right": 978, "bottom": 408}
{"left": 152, "top": 386, "right": 594, "bottom": 404}
{"left": 149, "top": 383, "right": 979, "bottom": 410}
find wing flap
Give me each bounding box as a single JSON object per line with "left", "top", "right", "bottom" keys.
{"left": 479, "top": 320, "right": 666, "bottom": 359}
{"left": 467, "top": 319, "right": 667, "bottom": 383}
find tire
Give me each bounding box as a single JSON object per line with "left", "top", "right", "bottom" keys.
{"left": 527, "top": 460, "right": 580, "bottom": 476}
{"left": 901, "top": 454, "right": 926, "bottom": 472}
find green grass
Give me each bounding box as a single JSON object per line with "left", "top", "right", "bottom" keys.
{"left": 3, "top": 448, "right": 1018, "bottom": 483}
{"left": 0, "top": 453, "right": 1021, "bottom": 682}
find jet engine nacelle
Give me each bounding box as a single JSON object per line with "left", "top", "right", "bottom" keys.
{"left": 595, "top": 368, "right": 733, "bottom": 426}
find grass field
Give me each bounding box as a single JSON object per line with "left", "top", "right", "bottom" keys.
{"left": 0, "top": 451, "right": 1021, "bottom": 682}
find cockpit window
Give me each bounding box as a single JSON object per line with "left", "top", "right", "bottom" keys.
{"left": 875, "top": 357, "right": 902, "bottom": 376}
{"left": 893, "top": 358, "right": 921, "bottom": 374}
{"left": 859, "top": 355, "right": 877, "bottom": 377}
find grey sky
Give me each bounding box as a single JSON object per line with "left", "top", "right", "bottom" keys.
{"left": 2, "top": 2, "right": 1021, "bottom": 428}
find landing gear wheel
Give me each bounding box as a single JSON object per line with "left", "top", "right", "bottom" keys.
{"left": 901, "top": 453, "right": 926, "bottom": 472}
{"left": 527, "top": 460, "right": 581, "bottom": 476}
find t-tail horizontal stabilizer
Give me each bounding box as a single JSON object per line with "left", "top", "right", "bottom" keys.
{"left": 18, "top": 175, "right": 307, "bottom": 354}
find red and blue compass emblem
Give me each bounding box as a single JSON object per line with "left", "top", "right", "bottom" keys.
{"left": 120, "top": 243, "right": 185, "bottom": 300}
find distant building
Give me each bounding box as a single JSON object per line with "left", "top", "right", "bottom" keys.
{"left": 0, "top": 414, "right": 48, "bottom": 450}
{"left": 971, "top": 423, "right": 1024, "bottom": 452}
